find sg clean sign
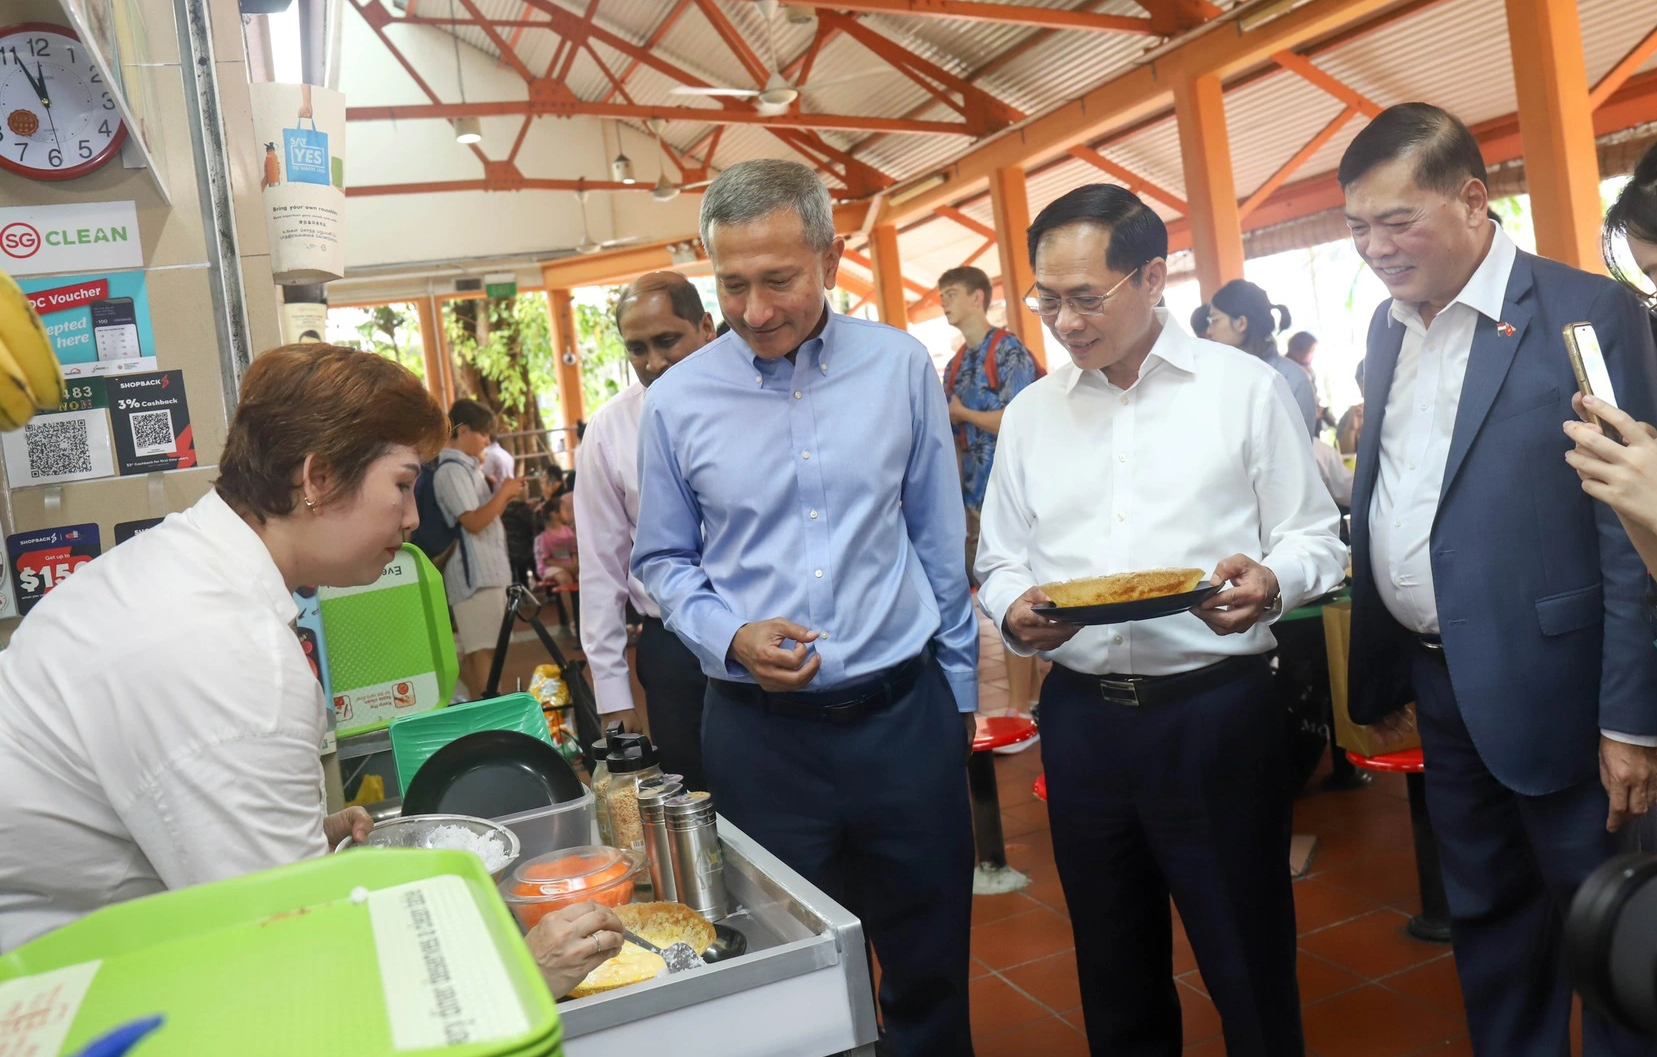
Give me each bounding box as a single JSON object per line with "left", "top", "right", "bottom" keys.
{"left": 0, "top": 202, "right": 142, "bottom": 277}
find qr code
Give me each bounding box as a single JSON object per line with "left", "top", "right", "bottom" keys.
{"left": 24, "top": 417, "right": 92, "bottom": 479}
{"left": 129, "top": 409, "right": 175, "bottom": 457}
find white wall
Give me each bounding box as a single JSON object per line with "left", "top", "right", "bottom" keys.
{"left": 340, "top": 13, "right": 703, "bottom": 269}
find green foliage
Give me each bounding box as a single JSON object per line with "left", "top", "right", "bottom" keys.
{"left": 444, "top": 294, "right": 556, "bottom": 431}
{"left": 574, "top": 286, "right": 631, "bottom": 414}
{"left": 353, "top": 304, "right": 425, "bottom": 381}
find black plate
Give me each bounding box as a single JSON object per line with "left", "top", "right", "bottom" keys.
{"left": 702, "top": 923, "right": 748, "bottom": 964}
{"left": 1032, "top": 583, "right": 1222, "bottom": 626}
{"left": 402, "top": 729, "right": 585, "bottom": 817}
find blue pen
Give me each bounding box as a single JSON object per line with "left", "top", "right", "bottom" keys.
{"left": 70, "top": 1015, "right": 164, "bottom": 1057}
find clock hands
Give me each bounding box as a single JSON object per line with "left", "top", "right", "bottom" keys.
{"left": 33, "top": 63, "right": 61, "bottom": 147}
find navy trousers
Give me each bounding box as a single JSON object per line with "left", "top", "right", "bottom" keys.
{"left": 1041, "top": 657, "right": 1303, "bottom": 1057}
{"left": 635, "top": 618, "right": 708, "bottom": 791}
{"left": 702, "top": 657, "right": 976, "bottom": 1057}
{"left": 1411, "top": 647, "right": 1652, "bottom": 1057}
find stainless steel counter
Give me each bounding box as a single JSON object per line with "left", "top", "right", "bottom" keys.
{"left": 555, "top": 817, "right": 879, "bottom": 1057}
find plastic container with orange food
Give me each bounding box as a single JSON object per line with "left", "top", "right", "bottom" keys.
{"left": 500, "top": 845, "right": 644, "bottom": 928}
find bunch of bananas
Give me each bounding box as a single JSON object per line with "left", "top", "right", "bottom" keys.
{"left": 0, "top": 269, "right": 65, "bottom": 431}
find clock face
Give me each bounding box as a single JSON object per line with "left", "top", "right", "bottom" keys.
{"left": 0, "top": 23, "right": 128, "bottom": 181}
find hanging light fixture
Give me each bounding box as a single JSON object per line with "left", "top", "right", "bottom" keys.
{"left": 448, "top": 0, "right": 480, "bottom": 144}
{"left": 612, "top": 152, "right": 635, "bottom": 184}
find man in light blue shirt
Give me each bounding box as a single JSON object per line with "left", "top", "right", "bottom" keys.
{"left": 632, "top": 158, "right": 978, "bottom": 1056}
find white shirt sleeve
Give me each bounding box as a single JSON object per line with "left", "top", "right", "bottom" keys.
{"left": 110, "top": 625, "right": 328, "bottom": 890}
{"left": 1313, "top": 439, "right": 1354, "bottom": 507}
{"left": 975, "top": 404, "right": 1041, "bottom": 658}
{"left": 575, "top": 427, "right": 639, "bottom": 714}
{"left": 1250, "top": 373, "right": 1349, "bottom": 614}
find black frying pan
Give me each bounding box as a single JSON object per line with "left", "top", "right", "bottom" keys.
{"left": 402, "top": 729, "right": 585, "bottom": 817}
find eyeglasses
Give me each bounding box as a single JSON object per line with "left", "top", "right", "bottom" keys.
{"left": 1023, "top": 266, "right": 1142, "bottom": 317}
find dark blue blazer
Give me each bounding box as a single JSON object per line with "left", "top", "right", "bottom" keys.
{"left": 1348, "top": 251, "right": 1657, "bottom": 795}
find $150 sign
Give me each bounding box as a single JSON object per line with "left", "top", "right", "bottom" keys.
{"left": 6, "top": 523, "right": 101, "bottom": 616}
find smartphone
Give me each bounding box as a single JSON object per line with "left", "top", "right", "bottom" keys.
{"left": 1563, "top": 321, "right": 1622, "bottom": 444}
{"left": 90, "top": 298, "right": 141, "bottom": 362}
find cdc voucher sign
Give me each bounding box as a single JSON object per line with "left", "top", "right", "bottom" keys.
{"left": 0, "top": 202, "right": 143, "bottom": 278}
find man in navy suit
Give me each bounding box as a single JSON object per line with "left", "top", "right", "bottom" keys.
{"left": 1343, "top": 103, "right": 1657, "bottom": 1056}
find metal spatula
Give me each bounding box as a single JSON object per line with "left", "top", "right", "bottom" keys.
{"left": 623, "top": 927, "right": 707, "bottom": 973}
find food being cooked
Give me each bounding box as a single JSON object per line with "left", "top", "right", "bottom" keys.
{"left": 566, "top": 901, "right": 718, "bottom": 999}
{"left": 1040, "top": 567, "right": 1208, "bottom": 608}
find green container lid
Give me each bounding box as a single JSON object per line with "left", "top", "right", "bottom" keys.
{"left": 321, "top": 545, "right": 460, "bottom": 739}
{"left": 0, "top": 849, "right": 562, "bottom": 1057}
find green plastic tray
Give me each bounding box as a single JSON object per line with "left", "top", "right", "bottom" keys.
{"left": 0, "top": 850, "right": 562, "bottom": 1057}
{"left": 390, "top": 693, "right": 552, "bottom": 792}
{"left": 320, "top": 545, "right": 460, "bottom": 739}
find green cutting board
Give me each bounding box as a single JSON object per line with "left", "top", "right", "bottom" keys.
{"left": 0, "top": 850, "right": 562, "bottom": 1057}
{"left": 321, "top": 545, "right": 459, "bottom": 738}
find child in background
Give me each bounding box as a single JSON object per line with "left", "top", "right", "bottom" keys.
{"left": 535, "top": 491, "right": 579, "bottom": 590}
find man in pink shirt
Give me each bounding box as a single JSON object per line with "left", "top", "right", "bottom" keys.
{"left": 575, "top": 273, "right": 716, "bottom": 786}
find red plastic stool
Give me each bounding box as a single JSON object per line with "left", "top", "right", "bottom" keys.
{"left": 1345, "top": 747, "right": 1451, "bottom": 944}
{"left": 1034, "top": 774, "right": 1046, "bottom": 802}
{"left": 969, "top": 716, "right": 1037, "bottom": 891}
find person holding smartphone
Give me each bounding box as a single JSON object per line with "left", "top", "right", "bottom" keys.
{"left": 1341, "top": 105, "right": 1657, "bottom": 1057}
{"left": 1565, "top": 141, "right": 1657, "bottom": 572}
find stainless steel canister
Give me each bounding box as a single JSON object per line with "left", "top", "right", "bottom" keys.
{"left": 637, "top": 782, "right": 681, "bottom": 901}
{"left": 665, "top": 791, "right": 727, "bottom": 919}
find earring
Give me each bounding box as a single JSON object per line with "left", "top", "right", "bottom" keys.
{"left": 303, "top": 496, "right": 317, "bottom": 510}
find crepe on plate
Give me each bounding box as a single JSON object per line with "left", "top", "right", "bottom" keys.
{"left": 1040, "top": 568, "right": 1208, "bottom": 608}
{"left": 566, "top": 901, "right": 717, "bottom": 999}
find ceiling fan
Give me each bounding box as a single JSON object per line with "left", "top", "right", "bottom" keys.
{"left": 569, "top": 190, "right": 649, "bottom": 255}
{"left": 670, "top": 0, "right": 897, "bottom": 116}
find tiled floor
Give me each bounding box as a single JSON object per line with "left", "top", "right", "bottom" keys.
{"left": 500, "top": 604, "right": 1482, "bottom": 1056}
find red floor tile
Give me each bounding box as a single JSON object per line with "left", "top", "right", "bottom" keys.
{"left": 1180, "top": 978, "right": 1223, "bottom": 1045}
{"left": 1000, "top": 800, "right": 1050, "bottom": 839}
{"left": 1301, "top": 984, "right": 1466, "bottom": 1057}
{"left": 975, "top": 1014, "right": 1089, "bottom": 1057}
{"left": 1300, "top": 908, "right": 1445, "bottom": 981}
{"left": 969, "top": 974, "right": 1053, "bottom": 1037}
{"left": 1402, "top": 1035, "right": 1475, "bottom": 1056}
{"left": 1172, "top": 919, "right": 1198, "bottom": 975}
{"left": 972, "top": 892, "right": 1040, "bottom": 928}
{"left": 1381, "top": 954, "right": 1464, "bottom": 1018}
{"left": 971, "top": 906, "right": 1076, "bottom": 970}
{"left": 1184, "top": 1036, "right": 1228, "bottom": 1055}
{"left": 1314, "top": 850, "right": 1425, "bottom": 909}
{"left": 1001, "top": 950, "right": 1083, "bottom": 1013}
{"left": 1297, "top": 950, "right": 1368, "bottom": 1004}
{"left": 1295, "top": 877, "right": 1388, "bottom": 935}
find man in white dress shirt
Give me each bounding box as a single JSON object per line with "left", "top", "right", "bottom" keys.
{"left": 976, "top": 184, "right": 1346, "bottom": 1057}
{"left": 1341, "top": 104, "right": 1657, "bottom": 1056}
{"left": 576, "top": 272, "right": 716, "bottom": 786}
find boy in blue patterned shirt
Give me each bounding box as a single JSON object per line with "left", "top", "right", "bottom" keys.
{"left": 940, "top": 266, "right": 1043, "bottom": 735}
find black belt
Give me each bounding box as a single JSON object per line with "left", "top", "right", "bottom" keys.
{"left": 711, "top": 650, "right": 929, "bottom": 724}
{"left": 1417, "top": 634, "right": 1448, "bottom": 665}
{"left": 1058, "top": 654, "right": 1263, "bottom": 709}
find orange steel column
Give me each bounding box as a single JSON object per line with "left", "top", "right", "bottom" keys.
{"left": 415, "top": 295, "right": 448, "bottom": 406}
{"left": 989, "top": 165, "right": 1043, "bottom": 361}
{"left": 1504, "top": 0, "right": 1602, "bottom": 270}
{"left": 547, "top": 289, "right": 586, "bottom": 451}
{"left": 1173, "top": 72, "right": 1245, "bottom": 301}
{"left": 869, "top": 223, "right": 910, "bottom": 331}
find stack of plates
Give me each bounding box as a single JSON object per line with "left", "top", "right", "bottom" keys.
{"left": 0, "top": 850, "right": 564, "bottom": 1056}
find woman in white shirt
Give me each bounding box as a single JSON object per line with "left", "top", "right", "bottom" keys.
{"left": 0, "top": 345, "right": 621, "bottom": 992}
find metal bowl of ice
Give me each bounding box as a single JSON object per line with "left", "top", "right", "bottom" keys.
{"left": 335, "top": 813, "right": 521, "bottom": 881}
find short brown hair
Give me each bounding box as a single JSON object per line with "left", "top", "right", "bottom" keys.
{"left": 218, "top": 344, "right": 447, "bottom": 523}
{"left": 447, "top": 398, "right": 495, "bottom": 438}
{"left": 938, "top": 266, "right": 993, "bottom": 311}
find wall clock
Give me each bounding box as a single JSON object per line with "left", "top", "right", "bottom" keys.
{"left": 0, "top": 22, "right": 128, "bottom": 181}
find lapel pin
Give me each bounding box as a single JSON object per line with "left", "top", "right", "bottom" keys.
{"left": 1497, "top": 322, "right": 1516, "bottom": 338}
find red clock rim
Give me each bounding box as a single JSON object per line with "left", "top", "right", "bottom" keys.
{"left": 0, "top": 21, "right": 130, "bottom": 182}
